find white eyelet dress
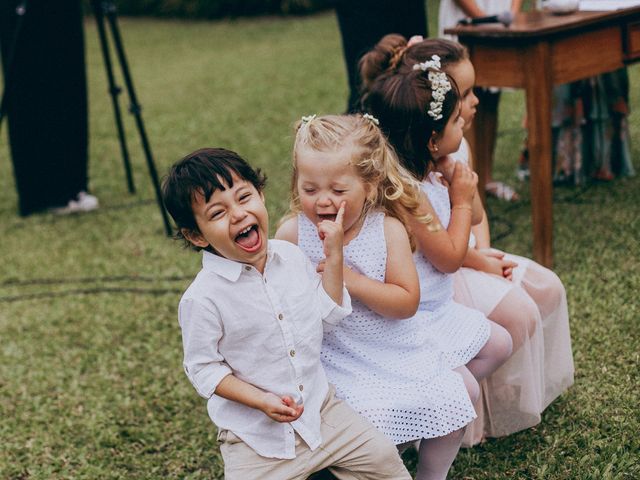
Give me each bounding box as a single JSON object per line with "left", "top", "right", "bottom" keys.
{"left": 298, "top": 211, "right": 476, "bottom": 445}
{"left": 416, "top": 173, "right": 491, "bottom": 368}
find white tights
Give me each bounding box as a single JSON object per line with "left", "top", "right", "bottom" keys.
{"left": 466, "top": 321, "right": 513, "bottom": 382}
{"left": 414, "top": 367, "right": 479, "bottom": 480}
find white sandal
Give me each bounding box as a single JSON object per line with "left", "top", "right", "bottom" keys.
{"left": 485, "top": 181, "right": 519, "bottom": 202}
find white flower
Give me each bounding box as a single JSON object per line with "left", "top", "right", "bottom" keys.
{"left": 362, "top": 113, "right": 380, "bottom": 125}
{"left": 301, "top": 114, "right": 316, "bottom": 124}
{"left": 413, "top": 54, "right": 442, "bottom": 72}
{"left": 422, "top": 69, "right": 451, "bottom": 122}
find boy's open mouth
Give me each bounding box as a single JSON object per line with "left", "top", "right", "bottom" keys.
{"left": 235, "top": 224, "right": 262, "bottom": 252}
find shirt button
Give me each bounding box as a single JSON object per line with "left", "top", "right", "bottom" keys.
{"left": 278, "top": 313, "right": 283, "bottom": 320}
{"left": 298, "top": 384, "right": 304, "bottom": 392}
{"left": 244, "top": 266, "right": 251, "bottom": 271}
{"left": 289, "top": 349, "right": 296, "bottom": 357}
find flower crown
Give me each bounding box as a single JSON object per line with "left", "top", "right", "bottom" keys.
{"left": 412, "top": 55, "right": 452, "bottom": 121}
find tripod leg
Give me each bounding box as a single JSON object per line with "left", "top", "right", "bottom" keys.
{"left": 0, "top": 1, "right": 27, "bottom": 131}
{"left": 92, "top": 1, "right": 136, "bottom": 194}
{"left": 103, "top": 2, "right": 172, "bottom": 236}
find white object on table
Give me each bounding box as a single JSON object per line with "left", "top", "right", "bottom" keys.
{"left": 579, "top": 0, "right": 640, "bottom": 11}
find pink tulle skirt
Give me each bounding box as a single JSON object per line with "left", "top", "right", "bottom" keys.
{"left": 454, "top": 253, "right": 575, "bottom": 446}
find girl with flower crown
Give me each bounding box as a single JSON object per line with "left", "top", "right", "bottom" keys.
{"left": 357, "top": 30, "right": 518, "bottom": 425}
{"left": 277, "top": 113, "right": 496, "bottom": 479}
{"left": 360, "top": 34, "right": 574, "bottom": 446}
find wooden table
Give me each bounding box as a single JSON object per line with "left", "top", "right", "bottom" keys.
{"left": 446, "top": 7, "right": 640, "bottom": 267}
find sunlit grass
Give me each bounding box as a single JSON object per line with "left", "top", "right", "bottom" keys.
{"left": 0, "top": 8, "right": 638, "bottom": 479}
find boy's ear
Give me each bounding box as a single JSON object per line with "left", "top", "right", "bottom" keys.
{"left": 181, "top": 228, "right": 209, "bottom": 249}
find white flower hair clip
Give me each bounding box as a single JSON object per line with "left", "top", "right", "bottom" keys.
{"left": 412, "top": 54, "right": 441, "bottom": 72}
{"left": 362, "top": 113, "right": 380, "bottom": 126}
{"left": 412, "top": 55, "right": 451, "bottom": 121}
{"left": 301, "top": 114, "right": 316, "bottom": 124}
{"left": 426, "top": 71, "right": 452, "bottom": 121}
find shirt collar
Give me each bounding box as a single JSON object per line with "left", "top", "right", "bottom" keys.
{"left": 201, "top": 240, "right": 288, "bottom": 281}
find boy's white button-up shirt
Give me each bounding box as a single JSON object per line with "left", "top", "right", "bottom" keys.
{"left": 178, "top": 239, "right": 352, "bottom": 459}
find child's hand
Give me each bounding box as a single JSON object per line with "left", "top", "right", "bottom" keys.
{"left": 259, "top": 392, "right": 304, "bottom": 423}
{"left": 478, "top": 248, "right": 518, "bottom": 280}
{"left": 449, "top": 162, "right": 477, "bottom": 208}
{"left": 317, "top": 201, "right": 346, "bottom": 262}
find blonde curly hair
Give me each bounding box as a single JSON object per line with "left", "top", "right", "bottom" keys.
{"left": 287, "top": 114, "right": 434, "bottom": 249}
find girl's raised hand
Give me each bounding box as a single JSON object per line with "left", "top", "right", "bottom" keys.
{"left": 449, "top": 162, "right": 478, "bottom": 208}
{"left": 317, "top": 201, "right": 346, "bottom": 261}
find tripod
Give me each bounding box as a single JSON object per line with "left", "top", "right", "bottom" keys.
{"left": 0, "top": 0, "right": 172, "bottom": 235}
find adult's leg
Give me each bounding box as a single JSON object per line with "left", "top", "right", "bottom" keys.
{"left": 0, "top": 0, "right": 88, "bottom": 215}
{"left": 335, "top": 0, "right": 427, "bottom": 113}
{"left": 470, "top": 89, "right": 499, "bottom": 182}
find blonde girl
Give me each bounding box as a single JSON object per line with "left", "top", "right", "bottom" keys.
{"left": 277, "top": 114, "right": 479, "bottom": 480}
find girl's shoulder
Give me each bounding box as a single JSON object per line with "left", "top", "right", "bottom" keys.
{"left": 382, "top": 214, "right": 409, "bottom": 237}
{"left": 274, "top": 214, "right": 299, "bottom": 244}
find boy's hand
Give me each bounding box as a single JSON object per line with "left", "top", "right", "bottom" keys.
{"left": 449, "top": 163, "right": 477, "bottom": 208}
{"left": 260, "top": 392, "right": 304, "bottom": 423}
{"left": 317, "top": 202, "right": 346, "bottom": 262}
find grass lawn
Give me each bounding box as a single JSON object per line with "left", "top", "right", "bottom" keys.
{"left": 1, "top": 5, "right": 639, "bottom": 479}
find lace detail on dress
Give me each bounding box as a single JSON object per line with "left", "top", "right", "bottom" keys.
{"left": 413, "top": 174, "right": 491, "bottom": 368}
{"left": 298, "top": 212, "right": 476, "bottom": 444}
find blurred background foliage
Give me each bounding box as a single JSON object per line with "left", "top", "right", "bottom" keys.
{"left": 85, "top": 0, "right": 334, "bottom": 18}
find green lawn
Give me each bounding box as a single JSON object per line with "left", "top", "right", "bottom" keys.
{"left": 1, "top": 7, "right": 639, "bottom": 479}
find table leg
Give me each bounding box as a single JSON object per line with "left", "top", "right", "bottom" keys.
{"left": 524, "top": 42, "right": 554, "bottom": 267}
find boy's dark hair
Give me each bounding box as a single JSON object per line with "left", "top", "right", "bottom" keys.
{"left": 161, "top": 147, "right": 267, "bottom": 250}
{"left": 359, "top": 35, "right": 462, "bottom": 179}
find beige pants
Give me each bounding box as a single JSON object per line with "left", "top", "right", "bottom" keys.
{"left": 219, "top": 387, "right": 410, "bottom": 480}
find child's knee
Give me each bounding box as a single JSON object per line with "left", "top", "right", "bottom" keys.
{"left": 525, "top": 265, "right": 567, "bottom": 316}
{"left": 490, "top": 290, "right": 540, "bottom": 347}
{"left": 544, "top": 270, "right": 566, "bottom": 312}
{"left": 455, "top": 367, "right": 480, "bottom": 404}
{"left": 491, "top": 322, "right": 513, "bottom": 362}
{"left": 521, "top": 297, "right": 540, "bottom": 338}
{"left": 362, "top": 433, "right": 410, "bottom": 477}
{"left": 466, "top": 377, "right": 480, "bottom": 405}
{"left": 510, "top": 293, "right": 540, "bottom": 341}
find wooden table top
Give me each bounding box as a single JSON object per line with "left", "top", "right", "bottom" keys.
{"left": 445, "top": 6, "right": 640, "bottom": 39}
